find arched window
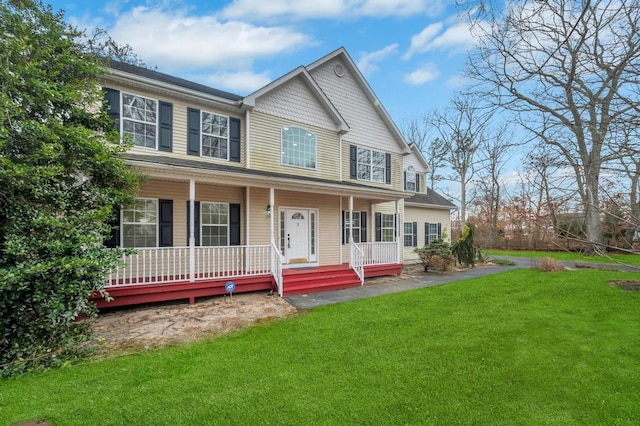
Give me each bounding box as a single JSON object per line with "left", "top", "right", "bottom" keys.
{"left": 282, "top": 127, "right": 316, "bottom": 169}
{"left": 405, "top": 166, "right": 416, "bottom": 191}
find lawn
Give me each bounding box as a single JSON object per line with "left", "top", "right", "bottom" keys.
{"left": 484, "top": 249, "right": 640, "bottom": 266}
{"left": 2, "top": 269, "right": 640, "bottom": 425}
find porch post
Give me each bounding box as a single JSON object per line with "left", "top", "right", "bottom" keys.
{"left": 269, "top": 187, "right": 275, "bottom": 245}
{"left": 396, "top": 199, "right": 401, "bottom": 264}
{"left": 348, "top": 195, "right": 354, "bottom": 243}
{"left": 189, "top": 179, "right": 195, "bottom": 282}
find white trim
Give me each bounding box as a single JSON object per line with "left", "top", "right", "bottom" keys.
{"left": 246, "top": 187, "right": 251, "bottom": 245}
{"left": 200, "top": 201, "right": 230, "bottom": 246}
{"left": 120, "top": 91, "right": 158, "bottom": 150}
{"left": 121, "top": 197, "right": 159, "bottom": 248}
{"left": 279, "top": 206, "right": 319, "bottom": 265}
{"left": 339, "top": 197, "right": 343, "bottom": 264}
{"left": 280, "top": 126, "right": 318, "bottom": 170}
{"left": 199, "top": 110, "right": 230, "bottom": 161}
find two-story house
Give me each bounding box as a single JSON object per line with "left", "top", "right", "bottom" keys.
{"left": 97, "top": 47, "right": 455, "bottom": 308}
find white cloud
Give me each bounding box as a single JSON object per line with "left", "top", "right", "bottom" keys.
{"left": 220, "top": 0, "right": 445, "bottom": 21}
{"left": 198, "top": 71, "right": 273, "bottom": 94}
{"left": 357, "top": 44, "right": 399, "bottom": 76}
{"left": 445, "top": 74, "right": 469, "bottom": 89}
{"left": 403, "top": 19, "right": 479, "bottom": 60}
{"left": 107, "top": 6, "right": 311, "bottom": 73}
{"left": 404, "top": 64, "right": 439, "bottom": 85}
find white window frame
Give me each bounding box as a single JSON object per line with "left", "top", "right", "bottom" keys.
{"left": 404, "top": 222, "right": 415, "bottom": 247}
{"left": 345, "top": 211, "right": 362, "bottom": 244}
{"left": 281, "top": 127, "right": 317, "bottom": 169}
{"left": 427, "top": 223, "right": 441, "bottom": 244}
{"left": 121, "top": 198, "right": 158, "bottom": 248}
{"left": 121, "top": 92, "right": 158, "bottom": 150}
{"left": 381, "top": 213, "right": 394, "bottom": 242}
{"left": 201, "top": 111, "right": 230, "bottom": 160}
{"left": 405, "top": 166, "right": 416, "bottom": 192}
{"left": 200, "top": 202, "right": 229, "bottom": 247}
{"left": 357, "top": 147, "right": 385, "bottom": 183}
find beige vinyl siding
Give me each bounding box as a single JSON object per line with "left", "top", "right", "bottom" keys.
{"left": 138, "top": 179, "right": 189, "bottom": 246}
{"left": 254, "top": 75, "right": 338, "bottom": 131}
{"left": 309, "top": 58, "right": 405, "bottom": 154}
{"left": 249, "top": 111, "right": 341, "bottom": 181}
{"left": 101, "top": 81, "right": 245, "bottom": 166}
{"left": 340, "top": 143, "right": 404, "bottom": 191}
{"left": 248, "top": 187, "right": 272, "bottom": 245}
{"left": 403, "top": 206, "right": 453, "bottom": 263}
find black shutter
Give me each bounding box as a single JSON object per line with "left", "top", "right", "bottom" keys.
{"left": 404, "top": 171, "right": 407, "bottom": 190}
{"left": 103, "top": 88, "right": 120, "bottom": 131}
{"left": 361, "top": 212, "right": 367, "bottom": 243}
{"left": 187, "top": 108, "right": 200, "bottom": 156}
{"left": 350, "top": 145, "right": 357, "bottom": 179}
{"left": 342, "top": 211, "right": 346, "bottom": 245}
{"left": 412, "top": 222, "right": 418, "bottom": 247}
{"left": 375, "top": 212, "right": 382, "bottom": 242}
{"left": 416, "top": 173, "right": 421, "bottom": 192}
{"left": 229, "top": 118, "right": 241, "bottom": 162}
{"left": 158, "top": 101, "right": 173, "bottom": 152}
{"left": 159, "top": 199, "right": 173, "bottom": 247}
{"left": 105, "top": 208, "right": 120, "bottom": 248}
{"left": 187, "top": 201, "right": 201, "bottom": 246}
{"left": 230, "top": 204, "right": 241, "bottom": 246}
{"left": 385, "top": 153, "right": 391, "bottom": 184}
{"left": 425, "top": 222, "right": 431, "bottom": 245}
{"left": 437, "top": 223, "right": 442, "bottom": 240}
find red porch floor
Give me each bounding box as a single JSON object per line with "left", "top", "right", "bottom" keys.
{"left": 92, "top": 263, "right": 402, "bottom": 309}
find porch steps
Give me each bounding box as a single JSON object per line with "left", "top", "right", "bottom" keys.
{"left": 282, "top": 264, "right": 361, "bottom": 296}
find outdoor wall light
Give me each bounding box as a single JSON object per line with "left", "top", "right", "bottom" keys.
{"left": 266, "top": 204, "right": 271, "bottom": 217}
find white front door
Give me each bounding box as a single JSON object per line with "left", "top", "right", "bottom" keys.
{"left": 285, "top": 209, "right": 310, "bottom": 264}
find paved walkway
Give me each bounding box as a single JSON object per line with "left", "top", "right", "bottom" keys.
{"left": 285, "top": 256, "right": 639, "bottom": 309}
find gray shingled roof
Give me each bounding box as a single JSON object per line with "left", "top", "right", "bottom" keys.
{"left": 108, "top": 61, "right": 244, "bottom": 102}
{"left": 124, "top": 153, "right": 407, "bottom": 196}
{"left": 405, "top": 188, "right": 457, "bottom": 209}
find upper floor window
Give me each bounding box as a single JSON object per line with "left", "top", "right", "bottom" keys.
{"left": 122, "top": 198, "right": 157, "bottom": 248}
{"left": 357, "top": 147, "right": 385, "bottom": 183}
{"left": 282, "top": 127, "right": 316, "bottom": 169}
{"left": 405, "top": 166, "right": 417, "bottom": 191}
{"left": 201, "top": 111, "right": 229, "bottom": 160}
{"left": 122, "top": 93, "right": 158, "bottom": 149}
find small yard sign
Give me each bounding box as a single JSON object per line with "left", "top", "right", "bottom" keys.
{"left": 225, "top": 281, "right": 236, "bottom": 299}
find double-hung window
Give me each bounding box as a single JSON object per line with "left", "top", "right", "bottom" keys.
{"left": 122, "top": 198, "right": 157, "bottom": 247}
{"left": 381, "top": 213, "right": 395, "bottom": 242}
{"left": 201, "top": 202, "right": 229, "bottom": 246}
{"left": 345, "top": 211, "right": 362, "bottom": 243}
{"left": 404, "top": 222, "right": 417, "bottom": 247}
{"left": 282, "top": 127, "right": 316, "bottom": 168}
{"left": 122, "top": 93, "right": 157, "bottom": 149}
{"left": 357, "top": 147, "right": 385, "bottom": 182}
{"left": 201, "top": 112, "right": 229, "bottom": 160}
{"left": 405, "top": 166, "right": 416, "bottom": 191}
{"left": 425, "top": 222, "right": 442, "bottom": 245}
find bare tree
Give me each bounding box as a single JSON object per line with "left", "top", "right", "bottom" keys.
{"left": 401, "top": 116, "right": 448, "bottom": 190}
{"left": 473, "top": 123, "right": 515, "bottom": 246}
{"left": 85, "top": 28, "right": 148, "bottom": 67}
{"left": 467, "top": 0, "right": 640, "bottom": 254}
{"left": 429, "top": 93, "right": 492, "bottom": 223}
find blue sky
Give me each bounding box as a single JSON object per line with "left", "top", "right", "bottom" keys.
{"left": 46, "top": 0, "right": 479, "bottom": 128}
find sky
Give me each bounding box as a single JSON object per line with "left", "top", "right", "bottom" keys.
{"left": 45, "top": 0, "right": 480, "bottom": 129}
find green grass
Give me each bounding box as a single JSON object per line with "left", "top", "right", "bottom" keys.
{"left": 484, "top": 249, "right": 640, "bottom": 266}
{"left": 2, "top": 269, "right": 640, "bottom": 425}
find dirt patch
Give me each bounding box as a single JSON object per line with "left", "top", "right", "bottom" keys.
{"left": 89, "top": 263, "right": 488, "bottom": 357}
{"left": 89, "top": 292, "right": 297, "bottom": 356}
{"left": 610, "top": 280, "right": 640, "bottom": 291}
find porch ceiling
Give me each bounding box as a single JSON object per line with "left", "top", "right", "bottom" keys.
{"left": 125, "top": 153, "right": 408, "bottom": 202}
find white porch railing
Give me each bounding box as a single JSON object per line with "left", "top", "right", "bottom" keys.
{"left": 270, "top": 242, "right": 284, "bottom": 296}
{"left": 107, "top": 245, "right": 272, "bottom": 288}
{"left": 349, "top": 240, "right": 364, "bottom": 285}
{"left": 357, "top": 242, "right": 399, "bottom": 266}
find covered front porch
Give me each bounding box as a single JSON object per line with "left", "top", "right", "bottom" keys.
{"left": 95, "top": 154, "right": 406, "bottom": 308}
{"left": 95, "top": 242, "right": 401, "bottom": 308}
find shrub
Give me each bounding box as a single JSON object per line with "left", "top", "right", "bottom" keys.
{"left": 452, "top": 223, "right": 482, "bottom": 267}
{"left": 415, "top": 239, "right": 456, "bottom": 272}
{"left": 538, "top": 257, "right": 564, "bottom": 272}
